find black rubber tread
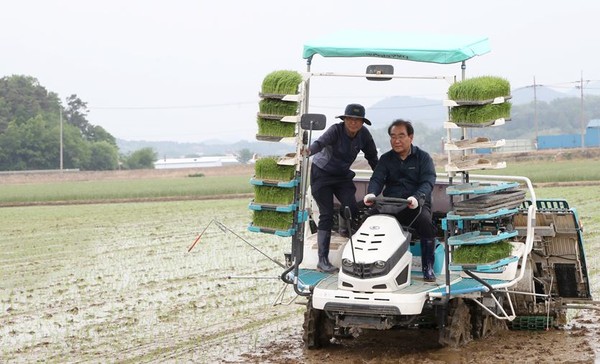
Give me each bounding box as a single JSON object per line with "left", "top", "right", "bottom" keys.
{"left": 302, "top": 299, "right": 333, "bottom": 349}
{"left": 439, "top": 298, "right": 473, "bottom": 348}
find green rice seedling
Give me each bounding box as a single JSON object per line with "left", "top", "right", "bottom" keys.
{"left": 448, "top": 75, "right": 511, "bottom": 101}
{"left": 449, "top": 102, "right": 511, "bottom": 124}
{"left": 252, "top": 210, "right": 294, "bottom": 230}
{"left": 254, "top": 157, "right": 296, "bottom": 181}
{"left": 259, "top": 99, "right": 298, "bottom": 116}
{"left": 254, "top": 186, "right": 295, "bottom": 205}
{"left": 261, "top": 70, "right": 303, "bottom": 95}
{"left": 257, "top": 117, "right": 296, "bottom": 137}
{"left": 452, "top": 240, "right": 513, "bottom": 264}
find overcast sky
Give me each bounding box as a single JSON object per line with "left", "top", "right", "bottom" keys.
{"left": 2, "top": 0, "right": 599, "bottom": 143}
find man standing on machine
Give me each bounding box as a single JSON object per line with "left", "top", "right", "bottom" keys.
{"left": 363, "top": 119, "right": 437, "bottom": 282}
{"left": 307, "top": 103, "right": 378, "bottom": 273}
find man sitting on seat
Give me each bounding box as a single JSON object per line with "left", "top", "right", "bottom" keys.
{"left": 363, "top": 119, "right": 437, "bottom": 282}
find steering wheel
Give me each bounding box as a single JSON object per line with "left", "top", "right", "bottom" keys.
{"left": 364, "top": 196, "right": 409, "bottom": 215}
{"left": 365, "top": 195, "right": 408, "bottom": 206}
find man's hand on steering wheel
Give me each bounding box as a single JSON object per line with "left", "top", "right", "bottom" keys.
{"left": 363, "top": 193, "right": 377, "bottom": 206}
{"left": 407, "top": 196, "right": 419, "bottom": 209}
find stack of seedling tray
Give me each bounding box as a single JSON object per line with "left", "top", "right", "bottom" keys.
{"left": 443, "top": 77, "right": 524, "bottom": 280}
{"left": 445, "top": 76, "right": 512, "bottom": 127}
{"left": 444, "top": 181, "right": 525, "bottom": 279}
{"left": 256, "top": 70, "right": 303, "bottom": 142}
{"left": 443, "top": 75, "right": 512, "bottom": 173}
{"left": 249, "top": 70, "right": 305, "bottom": 236}
{"left": 449, "top": 188, "right": 526, "bottom": 217}
{"left": 248, "top": 156, "right": 299, "bottom": 237}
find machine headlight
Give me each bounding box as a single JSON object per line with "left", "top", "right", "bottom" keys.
{"left": 342, "top": 258, "right": 354, "bottom": 267}
{"left": 373, "top": 260, "right": 386, "bottom": 269}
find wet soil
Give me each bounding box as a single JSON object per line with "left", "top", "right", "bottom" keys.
{"left": 2, "top": 163, "right": 599, "bottom": 363}
{"left": 233, "top": 306, "right": 600, "bottom": 364}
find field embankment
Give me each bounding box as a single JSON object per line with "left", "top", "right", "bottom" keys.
{"left": 0, "top": 165, "right": 256, "bottom": 207}
{"left": 0, "top": 164, "right": 255, "bottom": 184}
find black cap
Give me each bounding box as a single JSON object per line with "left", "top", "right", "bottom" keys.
{"left": 335, "top": 103, "right": 371, "bottom": 125}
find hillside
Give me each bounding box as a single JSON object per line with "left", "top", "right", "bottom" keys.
{"left": 118, "top": 89, "right": 600, "bottom": 159}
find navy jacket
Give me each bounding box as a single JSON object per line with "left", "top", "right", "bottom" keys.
{"left": 309, "top": 122, "right": 378, "bottom": 175}
{"left": 367, "top": 145, "right": 436, "bottom": 205}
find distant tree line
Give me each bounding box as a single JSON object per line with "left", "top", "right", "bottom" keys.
{"left": 0, "top": 75, "right": 156, "bottom": 171}
{"left": 3, "top": 75, "right": 599, "bottom": 171}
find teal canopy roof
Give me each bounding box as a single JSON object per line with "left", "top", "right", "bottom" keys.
{"left": 303, "top": 30, "right": 490, "bottom": 64}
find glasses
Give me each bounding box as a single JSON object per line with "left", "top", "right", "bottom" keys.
{"left": 390, "top": 134, "right": 408, "bottom": 141}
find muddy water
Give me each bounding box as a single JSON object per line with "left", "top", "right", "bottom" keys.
{"left": 236, "top": 307, "right": 599, "bottom": 364}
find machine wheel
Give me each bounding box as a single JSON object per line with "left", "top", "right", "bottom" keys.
{"left": 470, "top": 304, "right": 507, "bottom": 339}
{"left": 302, "top": 298, "right": 334, "bottom": 349}
{"left": 439, "top": 298, "right": 473, "bottom": 348}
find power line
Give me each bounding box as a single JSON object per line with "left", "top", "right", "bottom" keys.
{"left": 312, "top": 103, "right": 440, "bottom": 110}
{"left": 514, "top": 79, "right": 600, "bottom": 91}
{"left": 89, "top": 101, "right": 256, "bottom": 110}
{"left": 87, "top": 78, "right": 600, "bottom": 111}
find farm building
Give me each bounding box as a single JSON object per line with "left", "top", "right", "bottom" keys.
{"left": 537, "top": 119, "right": 600, "bottom": 149}
{"left": 154, "top": 155, "right": 239, "bottom": 169}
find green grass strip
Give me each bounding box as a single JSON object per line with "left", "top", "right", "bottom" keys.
{"left": 448, "top": 75, "right": 511, "bottom": 101}
{"left": 452, "top": 240, "right": 513, "bottom": 264}
{"left": 257, "top": 118, "right": 295, "bottom": 137}
{"left": 261, "top": 70, "right": 303, "bottom": 95}
{"left": 254, "top": 157, "right": 295, "bottom": 181}
{"left": 252, "top": 210, "right": 294, "bottom": 230}
{"left": 449, "top": 102, "right": 511, "bottom": 124}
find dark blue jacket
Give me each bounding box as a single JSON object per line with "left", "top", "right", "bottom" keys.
{"left": 309, "top": 122, "right": 378, "bottom": 175}
{"left": 367, "top": 145, "right": 436, "bottom": 204}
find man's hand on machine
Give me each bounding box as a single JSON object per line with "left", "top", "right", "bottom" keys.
{"left": 407, "top": 196, "right": 419, "bottom": 209}
{"left": 300, "top": 146, "right": 311, "bottom": 157}
{"left": 363, "top": 193, "right": 377, "bottom": 206}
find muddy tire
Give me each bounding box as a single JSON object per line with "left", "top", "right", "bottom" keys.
{"left": 470, "top": 304, "right": 507, "bottom": 339}
{"left": 439, "top": 298, "right": 473, "bottom": 348}
{"left": 302, "top": 298, "right": 334, "bottom": 349}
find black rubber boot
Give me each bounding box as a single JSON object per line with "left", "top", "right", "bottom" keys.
{"left": 316, "top": 230, "right": 338, "bottom": 273}
{"left": 421, "top": 238, "right": 436, "bottom": 282}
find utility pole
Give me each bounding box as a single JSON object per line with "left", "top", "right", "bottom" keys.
{"left": 533, "top": 76, "right": 538, "bottom": 149}
{"left": 60, "top": 108, "right": 64, "bottom": 170}
{"left": 580, "top": 72, "right": 585, "bottom": 149}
